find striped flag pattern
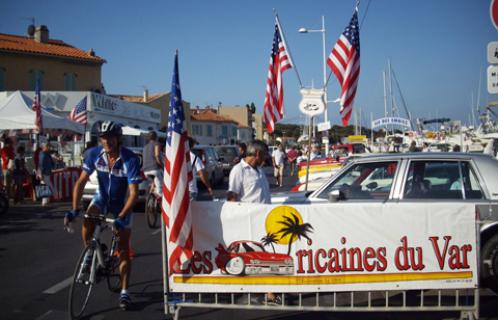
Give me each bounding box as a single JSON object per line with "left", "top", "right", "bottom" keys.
{"left": 162, "top": 51, "right": 193, "bottom": 274}
{"left": 68, "top": 96, "right": 88, "bottom": 124}
{"left": 327, "top": 7, "right": 360, "bottom": 126}
{"left": 263, "top": 16, "right": 293, "bottom": 134}
{"left": 32, "top": 78, "right": 43, "bottom": 133}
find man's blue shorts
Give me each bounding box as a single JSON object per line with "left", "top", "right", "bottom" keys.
{"left": 90, "top": 193, "right": 133, "bottom": 228}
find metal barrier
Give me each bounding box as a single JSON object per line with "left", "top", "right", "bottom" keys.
{"left": 164, "top": 288, "right": 479, "bottom": 319}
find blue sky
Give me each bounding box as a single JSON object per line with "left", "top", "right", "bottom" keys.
{"left": 1, "top": 0, "right": 495, "bottom": 126}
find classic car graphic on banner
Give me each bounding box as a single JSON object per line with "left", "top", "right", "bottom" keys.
{"left": 167, "top": 202, "right": 478, "bottom": 293}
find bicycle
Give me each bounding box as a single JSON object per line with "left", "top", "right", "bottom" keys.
{"left": 144, "top": 175, "right": 161, "bottom": 229}
{"left": 68, "top": 214, "right": 121, "bottom": 319}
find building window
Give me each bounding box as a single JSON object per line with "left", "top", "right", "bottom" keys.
{"left": 0, "top": 68, "right": 5, "bottom": 91}
{"left": 206, "top": 124, "right": 213, "bottom": 137}
{"left": 64, "top": 73, "right": 77, "bottom": 90}
{"left": 221, "top": 125, "right": 228, "bottom": 137}
{"left": 29, "top": 69, "right": 44, "bottom": 90}
{"left": 192, "top": 124, "right": 203, "bottom": 136}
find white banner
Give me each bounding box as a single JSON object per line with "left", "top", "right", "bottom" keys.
{"left": 371, "top": 117, "right": 411, "bottom": 129}
{"left": 167, "top": 202, "right": 477, "bottom": 293}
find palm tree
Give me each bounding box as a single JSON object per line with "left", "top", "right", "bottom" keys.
{"left": 260, "top": 233, "right": 279, "bottom": 253}
{"left": 278, "top": 213, "right": 313, "bottom": 255}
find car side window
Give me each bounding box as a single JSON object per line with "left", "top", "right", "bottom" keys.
{"left": 317, "top": 161, "right": 398, "bottom": 200}
{"left": 403, "top": 161, "right": 483, "bottom": 200}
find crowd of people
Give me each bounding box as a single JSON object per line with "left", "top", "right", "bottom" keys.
{"left": 0, "top": 136, "right": 60, "bottom": 206}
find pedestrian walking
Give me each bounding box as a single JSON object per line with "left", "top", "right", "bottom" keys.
{"left": 39, "top": 143, "right": 54, "bottom": 206}
{"left": 272, "top": 143, "right": 285, "bottom": 187}
{"left": 287, "top": 145, "right": 298, "bottom": 176}
{"left": 1, "top": 137, "right": 15, "bottom": 198}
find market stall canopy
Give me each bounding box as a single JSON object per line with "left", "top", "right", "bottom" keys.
{"left": 0, "top": 91, "right": 84, "bottom": 133}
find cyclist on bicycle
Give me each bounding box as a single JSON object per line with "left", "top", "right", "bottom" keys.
{"left": 64, "top": 120, "right": 141, "bottom": 310}
{"left": 142, "top": 131, "right": 162, "bottom": 197}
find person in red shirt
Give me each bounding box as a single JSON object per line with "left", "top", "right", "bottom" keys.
{"left": 1, "top": 138, "right": 15, "bottom": 197}
{"left": 286, "top": 145, "right": 298, "bottom": 176}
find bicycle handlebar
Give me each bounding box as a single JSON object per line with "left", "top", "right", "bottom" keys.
{"left": 83, "top": 214, "right": 115, "bottom": 224}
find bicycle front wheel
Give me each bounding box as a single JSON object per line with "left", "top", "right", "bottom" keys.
{"left": 106, "top": 237, "right": 121, "bottom": 292}
{"left": 145, "top": 193, "right": 159, "bottom": 228}
{"left": 68, "top": 246, "right": 95, "bottom": 319}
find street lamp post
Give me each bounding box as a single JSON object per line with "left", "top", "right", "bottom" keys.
{"left": 299, "top": 16, "right": 329, "bottom": 155}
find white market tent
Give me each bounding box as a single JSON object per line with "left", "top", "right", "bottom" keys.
{"left": 0, "top": 91, "right": 84, "bottom": 133}
{"left": 121, "top": 125, "right": 167, "bottom": 138}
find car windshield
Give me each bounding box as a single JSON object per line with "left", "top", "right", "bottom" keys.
{"left": 317, "top": 161, "right": 398, "bottom": 200}
{"left": 239, "top": 242, "right": 266, "bottom": 253}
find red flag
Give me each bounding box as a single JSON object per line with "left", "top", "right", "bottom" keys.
{"left": 263, "top": 16, "right": 293, "bottom": 134}
{"left": 162, "top": 52, "right": 193, "bottom": 274}
{"left": 32, "top": 78, "right": 43, "bottom": 133}
{"left": 327, "top": 7, "right": 360, "bottom": 126}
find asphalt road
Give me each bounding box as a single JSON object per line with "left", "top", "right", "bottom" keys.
{"left": 1, "top": 167, "right": 498, "bottom": 320}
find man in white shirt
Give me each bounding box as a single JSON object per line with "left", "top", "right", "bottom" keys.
{"left": 272, "top": 143, "right": 285, "bottom": 187}
{"left": 227, "top": 140, "right": 270, "bottom": 204}
{"left": 227, "top": 140, "right": 279, "bottom": 304}
{"left": 188, "top": 137, "right": 213, "bottom": 200}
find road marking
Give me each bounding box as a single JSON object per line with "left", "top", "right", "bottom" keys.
{"left": 43, "top": 276, "right": 72, "bottom": 294}
{"left": 35, "top": 310, "right": 52, "bottom": 320}
{"left": 151, "top": 228, "right": 162, "bottom": 235}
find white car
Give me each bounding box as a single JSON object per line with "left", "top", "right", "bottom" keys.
{"left": 272, "top": 152, "right": 498, "bottom": 292}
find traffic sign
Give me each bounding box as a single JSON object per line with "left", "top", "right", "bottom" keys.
{"left": 317, "top": 121, "right": 331, "bottom": 132}
{"left": 487, "top": 65, "right": 498, "bottom": 94}
{"left": 299, "top": 88, "right": 325, "bottom": 116}
{"left": 492, "top": 0, "right": 498, "bottom": 31}
{"left": 488, "top": 41, "right": 498, "bottom": 64}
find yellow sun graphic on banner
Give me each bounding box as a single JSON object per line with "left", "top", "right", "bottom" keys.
{"left": 265, "top": 206, "right": 304, "bottom": 245}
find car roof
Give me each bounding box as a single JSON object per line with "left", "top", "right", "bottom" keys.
{"left": 347, "top": 152, "right": 497, "bottom": 163}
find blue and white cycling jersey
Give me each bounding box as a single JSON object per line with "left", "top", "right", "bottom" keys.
{"left": 83, "top": 145, "right": 142, "bottom": 215}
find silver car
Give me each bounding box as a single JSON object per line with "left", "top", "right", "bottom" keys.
{"left": 273, "top": 152, "right": 498, "bottom": 292}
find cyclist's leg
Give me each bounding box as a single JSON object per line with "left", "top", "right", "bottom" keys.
{"left": 82, "top": 194, "right": 104, "bottom": 246}
{"left": 154, "top": 169, "right": 163, "bottom": 197}
{"left": 117, "top": 227, "right": 132, "bottom": 290}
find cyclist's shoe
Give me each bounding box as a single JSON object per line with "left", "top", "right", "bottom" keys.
{"left": 119, "top": 292, "right": 132, "bottom": 310}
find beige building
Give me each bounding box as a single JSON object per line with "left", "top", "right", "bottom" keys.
{"left": 191, "top": 108, "right": 238, "bottom": 145}
{"left": 0, "top": 26, "right": 105, "bottom": 92}
{"left": 252, "top": 113, "right": 264, "bottom": 140}
{"left": 113, "top": 91, "right": 191, "bottom": 133}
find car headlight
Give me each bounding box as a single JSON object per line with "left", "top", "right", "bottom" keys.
{"left": 284, "top": 259, "right": 293, "bottom": 265}
{"left": 251, "top": 259, "right": 260, "bottom": 264}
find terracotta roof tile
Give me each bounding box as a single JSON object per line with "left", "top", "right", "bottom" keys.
{"left": 0, "top": 33, "right": 106, "bottom": 64}
{"left": 191, "top": 109, "right": 237, "bottom": 124}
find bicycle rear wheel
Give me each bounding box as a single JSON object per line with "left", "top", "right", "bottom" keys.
{"left": 106, "top": 236, "right": 121, "bottom": 292}
{"left": 145, "top": 193, "right": 159, "bottom": 228}
{"left": 68, "top": 246, "right": 95, "bottom": 319}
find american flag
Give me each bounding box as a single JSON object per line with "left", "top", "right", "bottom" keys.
{"left": 68, "top": 96, "right": 88, "bottom": 124}
{"left": 162, "top": 51, "right": 193, "bottom": 274}
{"left": 263, "top": 16, "right": 293, "bottom": 134}
{"left": 32, "top": 78, "right": 43, "bottom": 133}
{"left": 327, "top": 7, "right": 360, "bottom": 126}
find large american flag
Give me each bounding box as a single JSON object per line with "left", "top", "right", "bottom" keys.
{"left": 32, "top": 78, "right": 43, "bottom": 133}
{"left": 68, "top": 96, "right": 88, "bottom": 124}
{"left": 263, "top": 16, "right": 293, "bottom": 134}
{"left": 327, "top": 7, "right": 360, "bottom": 126}
{"left": 162, "top": 51, "right": 193, "bottom": 275}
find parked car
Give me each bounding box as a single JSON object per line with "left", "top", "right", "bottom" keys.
{"left": 215, "top": 240, "right": 294, "bottom": 276}
{"left": 215, "top": 145, "right": 240, "bottom": 176}
{"left": 272, "top": 152, "right": 498, "bottom": 292}
{"left": 192, "top": 145, "right": 224, "bottom": 186}
{"left": 82, "top": 147, "right": 149, "bottom": 211}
